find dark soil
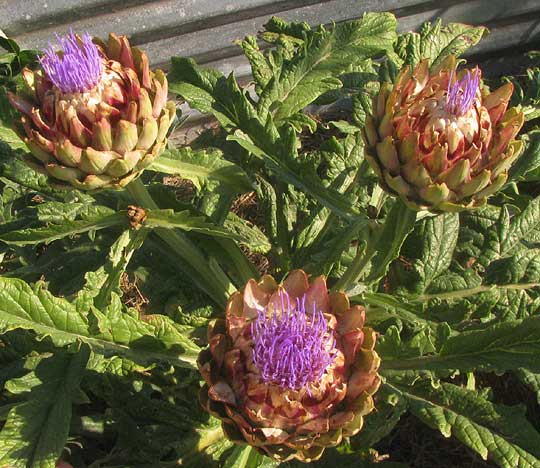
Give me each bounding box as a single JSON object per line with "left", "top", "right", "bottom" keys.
{"left": 120, "top": 271, "right": 149, "bottom": 313}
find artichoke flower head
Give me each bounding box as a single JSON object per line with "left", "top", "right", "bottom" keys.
{"left": 365, "top": 56, "right": 525, "bottom": 211}
{"left": 198, "top": 270, "right": 381, "bottom": 462}
{"left": 8, "top": 31, "right": 175, "bottom": 190}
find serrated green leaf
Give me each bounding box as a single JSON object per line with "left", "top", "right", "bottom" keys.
{"left": 0, "top": 124, "right": 26, "bottom": 151}
{"left": 396, "top": 213, "right": 460, "bottom": 293}
{"left": 502, "top": 196, "right": 540, "bottom": 252}
{"left": 383, "top": 315, "right": 540, "bottom": 373}
{"left": 509, "top": 131, "right": 540, "bottom": 182}
{"left": 0, "top": 277, "right": 199, "bottom": 368}
{"left": 0, "top": 348, "right": 89, "bottom": 468}
{"left": 424, "top": 269, "right": 482, "bottom": 296}
{"left": 149, "top": 147, "right": 252, "bottom": 193}
{"left": 516, "top": 368, "right": 540, "bottom": 405}
{"left": 0, "top": 151, "right": 64, "bottom": 197}
{"left": 168, "top": 57, "right": 240, "bottom": 131}
{"left": 237, "top": 35, "right": 273, "bottom": 93}
{"left": 486, "top": 248, "right": 540, "bottom": 285}
{"left": 396, "top": 20, "right": 487, "bottom": 69}
{"left": 506, "top": 68, "right": 540, "bottom": 122}
{"left": 224, "top": 212, "right": 271, "bottom": 254}
{"left": 34, "top": 198, "right": 102, "bottom": 224}
{"left": 77, "top": 228, "right": 148, "bottom": 310}
{"left": 258, "top": 12, "right": 397, "bottom": 122}
{"left": 387, "top": 381, "right": 540, "bottom": 468}
{"left": 0, "top": 210, "right": 124, "bottom": 246}
{"left": 263, "top": 16, "right": 311, "bottom": 41}
{"left": 286, "top": 113, "right": 318, "bottom": 133}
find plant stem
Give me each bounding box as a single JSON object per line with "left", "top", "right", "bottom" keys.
{"left": 334, "top": 200, "right": 417, "bottom": 291}
{"left": 333, "top": 240, "right": 374, "bottom": 291}
{"left": 193, "top": 425, "right": 225, "bottom": 453}
{"left": 126, "top": 178, "right": 234, "bottom": 306}
{"left": 274, "top": 182, "right": 292, "bottom": 272}
{"left": 217, "top": 238, "right": 259, "bottom": 284}
{"left": 412, "top": 282, "right": 540, "bottom": 302}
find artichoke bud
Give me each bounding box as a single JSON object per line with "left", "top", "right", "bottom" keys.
{"left": 198, "top": 270, "right": 381, "bottom": 462}
{"left": 364, "top": 55, "right": 525, "bottom": 212}
{"left": 8, "top": 31, "right": 175, "bottom": 190}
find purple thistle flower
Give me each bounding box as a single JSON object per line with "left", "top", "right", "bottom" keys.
{"left": 445, "top": 67, "right": 480, "bottom": 116}
{"left": 251, "top": 292, "right": 336, "bottom": 391}
{"left": 39, "top": 31, "right": 102, "bottom": 94}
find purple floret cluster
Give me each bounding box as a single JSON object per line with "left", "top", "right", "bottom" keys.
{"left": 252, "top": 292, "right": 335, "bottom": 391}
{"left": 39, "top": 31, "right": 102, "bottom": 94}
{"left": 446, "top": 67, "right": 480, "bottom": 116}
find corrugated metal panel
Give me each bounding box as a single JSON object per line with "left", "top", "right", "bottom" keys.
{"left": 2, "top": 0, "right": 540, "bottom": 78}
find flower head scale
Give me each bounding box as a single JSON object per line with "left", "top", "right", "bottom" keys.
{"left": 198, "top": 270, "right": 381, "bottom": 463}
{"left": 445, "top": 67, "right": 480, "bottom": 116}
{"left": 252, "top": 292, "right": 336, "bottom": 391}
{"left": 39, "top": 31, "right": 102, "bottom": 94}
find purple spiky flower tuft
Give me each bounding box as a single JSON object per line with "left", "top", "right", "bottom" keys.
{"left": 251, "top": 292, "right": 335, "bottom": 391}
{"left": 39, "top": 31, "right": 102, "bottom": 94}
{"left": 446, "top": 67, "right": 480, "bottom": 116}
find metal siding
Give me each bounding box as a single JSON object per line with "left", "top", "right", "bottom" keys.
{"left": 3, "top": 0, "right": 539, "bottom": 72}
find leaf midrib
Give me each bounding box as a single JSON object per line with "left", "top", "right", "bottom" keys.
{"left": 0, "top": 305, "right": 198, "bottom": 369}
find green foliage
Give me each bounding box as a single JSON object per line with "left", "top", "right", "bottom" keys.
{"left": 387, "top": 381, "right": 540, "bottom": 467}
{"left": 506, "top": 67, "right": 540, "bottom": 122}
{"left": 256, "top": 13, "right": 397, "bottom": 122}
{"left": 0, "top": 15, "right": 539, "bottom": 468}
{"left": 149, "top": 147, "right": 253, "bottom": 193}
{"left": 394, "top": 19, "right": 487, "bottom": 69}
{"left": 168, "top": 12, "right": 397, "bottom": 221}
{"left": 0, "top": 276, "right": 200, "bottom": 367}
{"left": 0, "top": 34, "right": 38, "bottom": 89}
{"left": 0, "top": 348, "right": 89, "bottom": 468}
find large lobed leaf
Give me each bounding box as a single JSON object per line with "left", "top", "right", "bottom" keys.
{"left": 387, "top": 381, "right": 540, "bottom": 468}
{"left": 0, "top": 208, "right": 125, "bottom": 246}
{"left": 383, "top": 315, "right": 540, "bottom": 374}
{"left": 0, "top": 277, "right": 200, "bottom": 368}
{"left": 0, "top": 348, "right": 90, "bottom": 468}
{"left": 395, "top": 19, "right": 487, "bottom": 68}
{"left": 257, "top": 12, "right": 397, "bottom": 122}
{"left": 149, "top": 147, "right": 253, "bottom": 193}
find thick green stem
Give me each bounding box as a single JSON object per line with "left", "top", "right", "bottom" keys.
{"left": 274, "top": 182, "right": 292, "bottom": 272}
{"left": 334, "top": 200, "right": 417, "bottom": 291}
{"left": 126, "top": 179, "right": 234, "bottom": 306}
{"left": 217, "top": 238, "right": 259, "bottom": 284}
{"left": 412, "top": 282, "right": 540, "bottom": 302}
{"left": 193, "top": 425, "right": 225, "bottom": 453}
{"left": 333, "top": 240, "right": 374, "bottom": 291}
